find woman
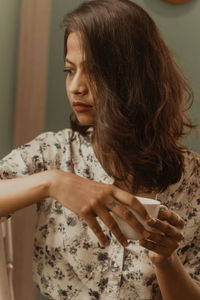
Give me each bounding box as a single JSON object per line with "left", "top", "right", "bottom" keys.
{"left": 0, "top": 0, "right": 200, "bottom": 299}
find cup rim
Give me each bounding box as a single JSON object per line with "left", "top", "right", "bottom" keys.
{"left": 136, "top": 196, "right": 160, "bottom": 205}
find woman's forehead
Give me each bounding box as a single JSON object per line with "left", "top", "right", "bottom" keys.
{"left": 66, "top": 32, "right": 85, "bottom": 63}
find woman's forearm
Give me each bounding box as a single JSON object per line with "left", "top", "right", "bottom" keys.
{"left": 0, "top": 170, "right": 54, "bottom": 217}
{"left": 155, "top": 252, "right": 200, "bottom": 300}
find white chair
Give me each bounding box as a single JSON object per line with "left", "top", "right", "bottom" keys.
{"left": 0, "top": 218, "right": 15, "bottom": 300}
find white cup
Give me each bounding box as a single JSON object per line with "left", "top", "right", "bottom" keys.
{"left": 111, "top": 196, "right": 161, "bottom": 240}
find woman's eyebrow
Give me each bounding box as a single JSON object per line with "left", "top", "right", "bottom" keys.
{"left": 65, "top": 58, "right": 75, "bottom": 65}
{"left": 65, "top": 57, "right": 86, "bottom": 66}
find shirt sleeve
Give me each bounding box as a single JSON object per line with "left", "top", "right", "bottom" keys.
{"left": 178, "top": 226, "right": 200, "bottom": 286}
{"left": 177, "top": 151, "right": 200, "bottom": 286}
{"left": 0, "top": 132, "right": 49, "bottom": 180}
{"left": 0, "top": 130, "right": 73, "bottom": 222}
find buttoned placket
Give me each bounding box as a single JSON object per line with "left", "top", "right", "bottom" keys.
{"left": 104, "top": 237, "right": 125, "bottom": 299}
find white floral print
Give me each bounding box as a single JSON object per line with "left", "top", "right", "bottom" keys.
{"left": 0, "top": 128, "right": 200, "bottom": 299}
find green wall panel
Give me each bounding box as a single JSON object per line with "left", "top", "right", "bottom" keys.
{"left": 0, "top": 0, "right": 21, "bottom": 158}
{"left": 45, "top": 0, "right": 200, "bottom": 153}
{"left": 45, "top": 0, "right": 81, "bottom": 132}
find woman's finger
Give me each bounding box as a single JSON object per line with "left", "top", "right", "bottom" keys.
{"left": 106, "top": 197, "right": 150, "bottom": 238}
{"left": 158, "top": 209, "right": 185, "bottom": 229}
{"left": 146, "top": 232, "right": 181, "bottom": 248}
{"left": 139, "top": 239, "right": 174, "bottom": 256}
{"left": 97, "top": 207, "right": 129, "bottom": 247}
{"left": 147, "top": 218, "right": 183, "bottom": 241}
{"left": 112, "top": 186, "right": 151, "bottom": 221}
{"left": 85, "top": 215, "right": 109, "bottom": 246}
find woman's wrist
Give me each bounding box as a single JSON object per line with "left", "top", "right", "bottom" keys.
{"left": 44, "top": 169, "right": 61, "bottom": 198}
{"left": 46, "top": 169, "right": 75, "bottom": 199}
{"left": 35, "top": 170, "right": 56, "bottom": 199}
{"left": 153, "top": 252, "right": 178, "bottom": 270}
{"left": 0, "top": 170, "right": 61, "bottom": 217}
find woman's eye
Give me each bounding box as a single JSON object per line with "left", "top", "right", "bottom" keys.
{"left": 63, "top": 68, "right": 73, "bottom": 75}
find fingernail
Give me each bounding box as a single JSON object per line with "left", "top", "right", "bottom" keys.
{"left": 142, "top": 230, "right": 151, "bottom": 239}
{"left": 146, "top": 214, "right": 152, "bottom": 221}
{"left": 104, "top": 240, "right": 109, "bottom": 247}
{"left": 147, "top": 218, "right": 156, "bottom": 225}
{"left": 139, "top": 239, "right": 147, "bottom": 247}
{"left": 122, "top": 240, "right": 128, "bottom": 247}
{"left": 139, "top": 238, "right": 145, "bottom": 244}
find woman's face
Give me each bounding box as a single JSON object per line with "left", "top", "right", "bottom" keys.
{"left": 65, "top": 32, "right": 95, "bottom": 125}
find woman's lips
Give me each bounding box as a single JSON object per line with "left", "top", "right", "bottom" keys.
{"left": 72, "top": 101, "right": 93, "bottom": 112}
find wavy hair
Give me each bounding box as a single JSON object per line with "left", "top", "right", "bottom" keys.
{"left": 63, "top": 0, "right": 196, "bottom": 193}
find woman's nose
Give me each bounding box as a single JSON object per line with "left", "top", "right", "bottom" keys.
{"left": 68, "top": 72, "right": 88, "bottom": 95}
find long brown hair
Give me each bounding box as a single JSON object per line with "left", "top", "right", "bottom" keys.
{"left": 63, "top": 0, "right": 195, "bottom": 193}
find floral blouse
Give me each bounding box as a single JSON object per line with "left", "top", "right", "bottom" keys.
{"left": 0, "top": 128, "right": 200, "bottom": 300}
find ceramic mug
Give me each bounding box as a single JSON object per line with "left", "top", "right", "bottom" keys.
{"left": 111, "top": 196, "right": 163, "bottom": 240}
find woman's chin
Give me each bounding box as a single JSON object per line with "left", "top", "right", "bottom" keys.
{"left": 76, "top": 114, "right": 95, "bottom": 126}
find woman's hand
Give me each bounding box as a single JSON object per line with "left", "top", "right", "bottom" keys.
{"left": 139, "top": 208, "right": 185, "bottom": 265}
{"left": 48, "top": 170, "right": 151, "bottom": 247}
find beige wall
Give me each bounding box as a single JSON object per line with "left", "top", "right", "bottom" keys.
{"left": 12, "top": 1, "right": 51, "bottom": 300}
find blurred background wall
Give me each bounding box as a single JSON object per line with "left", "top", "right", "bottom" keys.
{"left": 0, "top": 0, "right": 21, "bottom": 158}
{"left": 45, "top": 0, "right": 200, "bottom": 153}
{"left": 0, "top": 1, "right": 199, "bottom": 300}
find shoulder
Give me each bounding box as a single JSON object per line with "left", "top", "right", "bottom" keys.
{"left": 158, "top": 149, "right": 200, "bottom": 205}
{"left": 29, "top": 128, "right": 74, "bottom": 145}
{"left": 0, "top": 128, "right": 94, "bottom": 177}
{"left": 32, "top": 128, "right": 93, "bottom": 146}
{"left": 29, "top": 128, "right": 93, "bottom": 163}
{"left": 170, "top": 149, "right": 200, "bottom": 200}
{"left": 170, "top": 149, "right": 200, "bottom": 194}
{"left": 18, "top": 128, "right": 91, "bottom": 152}
{"left": 183, "top": 149, "right": 200, "bottom": 180}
